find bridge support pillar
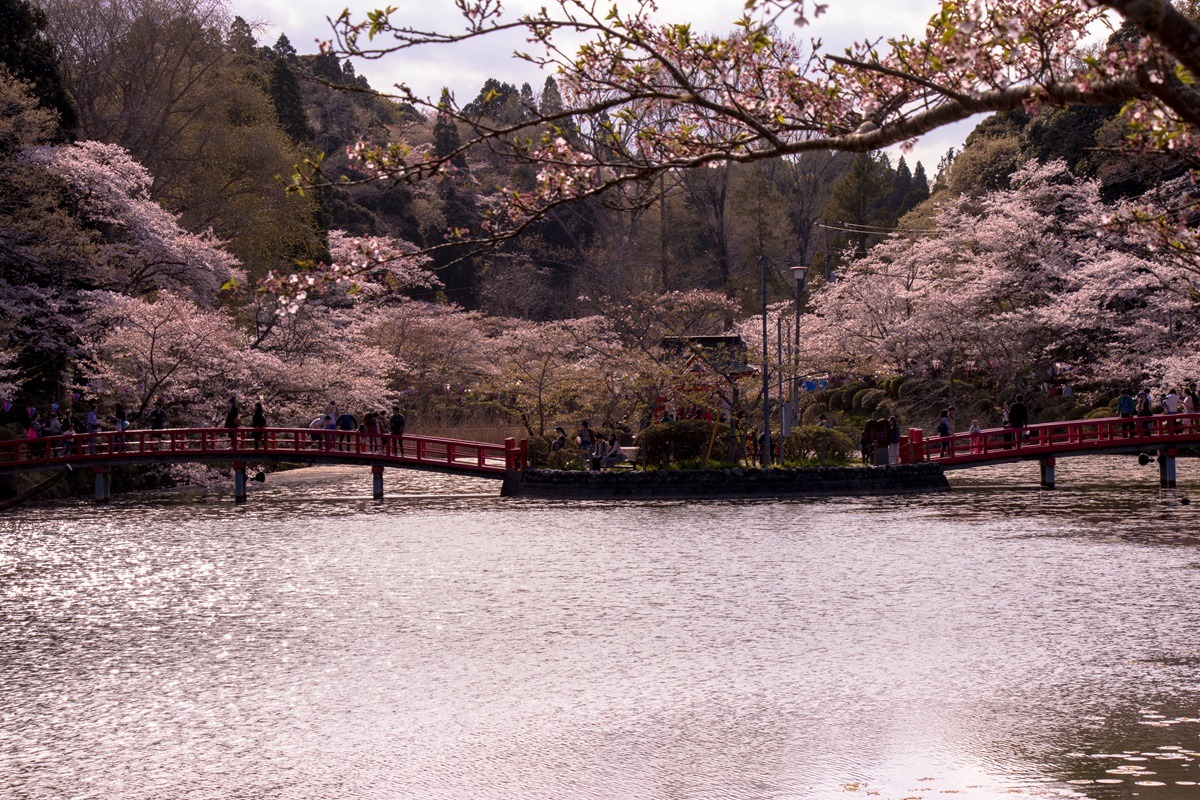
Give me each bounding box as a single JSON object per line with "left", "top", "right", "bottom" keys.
{"left": 233, "top": 462, "right": 247, "bottom": 504}
{"left": 1040, "top": 457, "right": 1056, "bottom": 490}
{"left": 500, "top": 469, "right": 524, "bottom": 497}
{"left": 93, "top": 466, "right": 111, "bottom": 503}
{"left": 372, "top": 465, "right": 384, "bottom": 500}
{"left": 1159, "top": 448, "right": 1177, "bottom": 488}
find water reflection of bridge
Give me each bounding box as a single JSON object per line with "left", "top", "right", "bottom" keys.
{"left": 0, "top": 427, "right": 528, "bottom": 502}
{"left": 910, "top": 414, "right": 1200, "bottom": 488}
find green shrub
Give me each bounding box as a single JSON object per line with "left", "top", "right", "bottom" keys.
{"left": 527, "top": 435, "right": 552, "bottom": 467}
{"left": 801, "top": 403, "right": 830, "bottom": 424}
{"left": 1084, "top": 407, "right": 1116, "bottom": 419}
{"left": 783, "top": 425, "right": 856, "bottom": 464}
{"left": 881, "top": 375, "right": 906, "bottom": 397}
{"left": 636, "top": 420, "right": 730, "bottom": 468}
{"left": 854, "top": 388, "right": 887, "bottom": 412}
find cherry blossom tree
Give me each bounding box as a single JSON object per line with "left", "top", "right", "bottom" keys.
{"left": 81, "top": 291, "right": 398, "bottom": 425}
{"left": 482, "top": 316, "right": 605, "bottom": 437}
{"left": 798, "top": 160, "right": 1190, "bottom": 408}
{"left": 80, "top": 290, "right": 242, "bottom": 421}
{"left": 21, "top": 141, "right": 241, "bottom": 300}
{"left": 359, "top": 298, "right": 496, "bottom": 398}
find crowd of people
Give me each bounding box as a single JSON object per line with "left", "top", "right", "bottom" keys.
{"left": 550, "top": 420, "right": 628, "bottom": 470}
{"left": 18, "top": 397, "right": 411, "bottom": 456}
{"left": 923, "top": 385, "right": 1200, "bottom": 458}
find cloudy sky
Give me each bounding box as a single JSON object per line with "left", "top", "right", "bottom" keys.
{"left": 232, "top": 0, "right": 982, "bottom": 171}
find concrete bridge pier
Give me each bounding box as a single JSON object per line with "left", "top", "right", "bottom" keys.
{"left": 1159, "top": 448, "right": 1177, "bottom": 488}
{"left": 1040, "top": 457, "right": 1056, "bottom": 490}
{"left": 233, "top": 462, "right": 247, "bottom": 504}
{"left": 93, "top": 466, "right": 111, "bottom": 503}
{"left": 372, "top": 465, "right": 384, "bottom": 500}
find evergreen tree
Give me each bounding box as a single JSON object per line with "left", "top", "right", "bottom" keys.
{"left": 891, "top": 156, "right": 913, "bottom": 209}
{"left": 519, "top": 82, "right": 535, "bottom": 121}
{"left": 227, "top": 16, "right": 257, "bottom": 58}
{"left": 822, "top": 151, "right": 896, "bottom": 260}
{"left": 272, "top": 33, "right": 297, "bottom": 61}
{"left": 267, "top": 57, "right": 313, "bottom": 143}
{"left": 0, "top": 0, "right": 77, "bottom": 138}
{"left": 908, "top": 162, "right": 931, "bottom": 207}
{"left": 539, "top": 77, "right": 564, "bottom": 116}
{"left": 428, "top": 181, "right": 481, "bottom": 307}
{"left": 309, "top": 51, "right": 344, "bottom": 84}
{"left": 433, "top": 88, "right": 466, "bottom": 169}
{"left": 463, "top": 78, "right": 518, "bottom": 117}
{"left": 538, "top": 76, "right": 577, "bottom": 139}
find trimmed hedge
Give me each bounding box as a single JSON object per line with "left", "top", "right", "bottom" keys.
{"left": 636, "top": 419, "right": 730, "bottom": 468}
{"left": 783, "top": 425, "right": 856, "bottom": 464}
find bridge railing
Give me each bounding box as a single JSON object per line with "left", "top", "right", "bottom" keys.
{"left": 915, "top": 413, "right": 1200, "bottom": 465}
{"left": 0, "top": 427, "right": 525, "bottom": 474}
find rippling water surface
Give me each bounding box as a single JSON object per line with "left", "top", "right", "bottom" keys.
{"left": 3, "top": 458, "right": 1200, "bottom": 799}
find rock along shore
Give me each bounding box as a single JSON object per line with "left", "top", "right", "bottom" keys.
{"left": 509, "top": 462, "right": 949, "bottom": 500}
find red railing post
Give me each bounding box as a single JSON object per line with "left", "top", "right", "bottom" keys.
{"left": 907, "top": 428, "right": 924, "bottom": 462}
{"left": 504, "top": 437, "right": 517, "bottom": 471}
{"left": 520, "top": 439, "right": 528, "bottom": 469}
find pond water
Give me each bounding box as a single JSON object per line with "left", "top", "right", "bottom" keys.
{"left": 2, "top": 457, "right": 1200, "bottom": 799}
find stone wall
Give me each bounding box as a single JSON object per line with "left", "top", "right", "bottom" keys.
{"left": 512, "top": 463, "right": 949, "bottom": 499}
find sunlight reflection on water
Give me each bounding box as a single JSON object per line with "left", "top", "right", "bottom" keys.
{"left": 2, "top": 457, "right": 1200, "bottom": 798}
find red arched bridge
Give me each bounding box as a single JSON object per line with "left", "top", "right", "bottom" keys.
{"left": 0, "top": 427, "right": 530, "bottom": 502}
{"left": 902, "top": 413, "right": 1200, "bottom": 488}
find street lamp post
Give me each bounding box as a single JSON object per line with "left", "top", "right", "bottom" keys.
{"left": 759, "top": 255, "right": 770, "bottom": 468}
{"left": 790, "top": 264, "right": 809, "bottom": 429}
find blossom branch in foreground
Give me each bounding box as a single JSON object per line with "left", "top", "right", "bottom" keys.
{"left": 315, "top": 0, "right": 1200, "bottom": 254}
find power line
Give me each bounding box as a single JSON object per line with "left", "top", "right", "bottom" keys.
{"left": 816, "top": 221, "right": 940, "bottom": 235}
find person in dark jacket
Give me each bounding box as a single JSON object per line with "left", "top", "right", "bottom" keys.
{"left": 336, "top": 411, "right": 358, "bottom": 451}
{"left": 1008, "top": 394, "right": 1029, "bottom": 444}
{"left": 224, "top": 396, "right": 239, "bottom": 448}
{"left": 388, "top": 406, "right": 406, "bottom": 456}
{"left": 251, "top": 402, "right": 266, "bottom": 449}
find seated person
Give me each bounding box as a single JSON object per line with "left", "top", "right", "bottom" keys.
{"left": 601, "top": 433, "right": 626, "bottom": 469}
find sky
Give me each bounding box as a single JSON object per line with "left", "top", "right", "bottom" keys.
{"left": 232, "top": 0, "right": 982, "bottom": 172}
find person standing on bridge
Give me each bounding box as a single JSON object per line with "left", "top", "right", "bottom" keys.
{"left": 935, "top": 410, "right": 951, "bottom": 456}
{"left": 1008, "top": 394, "right": 1029, "bottom": 445}
{"left": 86, "top": 404, "right": 100, "bottom": 455}
{"left": 251, "top": 402, "right": 266, "bottom": 449}
{"left": 1117, "top": 389, "right": 1136, "bottom": 438}
{"left": 308, "top": 413, "right": 327, "bottom": 449}
{"left": 224, "top": 395, "right": 240, "bottom": 449}
{"left": 887, "top": 415, "right": 901, "bottom": 463}
{"left": 389, "top": 406, "right": 406, "bottom": 456}
{"left": 336, "top": 410, "right": 357, "bottom": 451}
{"left": 1136, "top": 388, "right": 1154, "bottom": 436}
{"left": 1163, "top": 387, "right": 1181, "bottom": 415}
{"left": 114, "top": 403, "right": 127, "bottom": 453}
{"left": 1163, "top": 387, "right": 1182, "bottom": 434}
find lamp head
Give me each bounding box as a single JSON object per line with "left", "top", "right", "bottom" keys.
{"left": 790, "top": 263, "right": 809, "bottom": 289}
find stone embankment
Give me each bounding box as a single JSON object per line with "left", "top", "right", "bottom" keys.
{"left": 509, "top": 462, "right": 949, "bottom": 499}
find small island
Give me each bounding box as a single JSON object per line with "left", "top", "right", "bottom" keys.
{"left": 509, "top": 462, "right": 949, "bottom": 499}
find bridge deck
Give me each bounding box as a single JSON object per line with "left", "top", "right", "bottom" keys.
{"left": 913, "top": 413, "right": 1200, "bottom": 468}
{"left": 0, "top": 427, "right": 526, "bottom": 478}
